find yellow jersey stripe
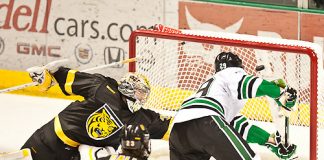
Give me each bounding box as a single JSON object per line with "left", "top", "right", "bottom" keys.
{"left": 89, "top": 147, "right": 94, "bottom": 160}
{"left": 54, "top": 116, "right": 80, "bottom": 147}
{"left": 64, "top": 70, "right": 77, "bottom": 95}
{"left": 162, "top": 117, "right": 174, "bottom": 141}
{"left": 106, "top": 85, "right": 116, "bottom": 94}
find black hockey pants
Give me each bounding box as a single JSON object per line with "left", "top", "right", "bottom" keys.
{"left": 169, "top": 116, "right": 256, "bottom": 160}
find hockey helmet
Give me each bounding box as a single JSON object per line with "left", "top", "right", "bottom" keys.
{"left": 214, "top": 52, "right": 243, "bottom": 72}
{"left": 120, "top": 124, "right": 151, "bottom": 159}
{"left": 118, "top": 73, "right": 151, "bottom": 104}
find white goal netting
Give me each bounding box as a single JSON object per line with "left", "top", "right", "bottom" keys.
{"left": 129, "top": 26, "right": 323, "bottom": 160}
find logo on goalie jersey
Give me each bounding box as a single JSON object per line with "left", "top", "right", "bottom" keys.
{"left": 86, "top": 104, "right": 123, "bottom": 140}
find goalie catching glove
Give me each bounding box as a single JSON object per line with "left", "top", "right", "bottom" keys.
{"left": 27, "top": 66, "right": 56, "bottom": 92}
{"left": 265, "top": 131, "right": 297, "bottom": 159}
{"left": 27, "top": 59, "right": 71, "bottom": 92}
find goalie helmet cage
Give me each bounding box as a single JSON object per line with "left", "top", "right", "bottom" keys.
{"left": 128, "top": 27, "right": 322, "bottom": 160}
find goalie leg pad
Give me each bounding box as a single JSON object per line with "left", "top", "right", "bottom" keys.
{"left": 27, "top": 67, "right": 56, "bottom": 92}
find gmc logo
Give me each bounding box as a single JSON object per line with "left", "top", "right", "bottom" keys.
{"left": 17, "top": 43, "right": 61, "bottom": 57}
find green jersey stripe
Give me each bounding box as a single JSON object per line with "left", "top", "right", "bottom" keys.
{"left": 182, "top": 98, "right": 224, "bottom": 115}
{"left": 242, "top": 76, "right": 253, "bottom": 99}
{"left": 182, "top": 105, "right": 225, "bottom": 119}
{"left": 212, "top": 116, "right": 254, "bottom": 160}
{"left": 247, "top": 77, "right": 258, "bottom": 98}
{"left": 233, "top": 116, "right": 247, "bottom": 131}
{"left": 239, "top": 75, "right": 282, "bottom": 99}
{"left": 237, "top": 75, "right": 246, "bottom": 99}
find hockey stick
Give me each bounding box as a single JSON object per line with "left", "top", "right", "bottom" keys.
{"left": 82, "top": 58, "right": 136, "bottom": 72}
{"left": 285, "top": 116, "right": 289, "bottom": 147}
{"left": 0, "top": 148, "right": 32, "bottom": 160}
{"left": 256, "top": 65, "right": 299, "bottom": 160}
{"left": 0, "top": 57, "right": 137, "bottom": 94}
{"left": 255, "top": 65, "right": 290, "bottom": 146}
{"left": 0, "top": 82, "right": 39, "bottom": 94}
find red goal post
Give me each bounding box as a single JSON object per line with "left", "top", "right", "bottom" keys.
{"left": 128, "top": 25, "right": 322, "bottom": 160}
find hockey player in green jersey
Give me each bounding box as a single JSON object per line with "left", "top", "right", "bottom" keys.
{"left": 19, "top": 60, "right": 171, "bottom": 160}
{"left": 169, "top": 52, "right": 297, "bottom": 160}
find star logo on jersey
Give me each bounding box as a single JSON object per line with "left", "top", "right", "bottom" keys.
{"left": 86, "top": 104, "right": 123, "bottom": 140}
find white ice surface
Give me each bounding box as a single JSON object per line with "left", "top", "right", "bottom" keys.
{"left": 0, "top": 93, "right": 321, "bottom": 160}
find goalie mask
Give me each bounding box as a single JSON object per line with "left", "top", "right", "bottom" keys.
{"left": 118, "top": 73, "right": 151, "bottom": 111}
{"left": 214, "top": 52, "right": 243, "bottom": 73}
{"left": 120, "top": 124, "right": 151, "bottom": 159}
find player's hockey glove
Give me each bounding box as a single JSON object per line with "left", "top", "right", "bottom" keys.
{"left": 265, "top": 131, "right": 297, "bottom": 159}
{"left": 271, "top": 79, "right": 286, "bottom": 88}
{"left": 27, "top": 66, "right": 56, "bottom": 92}
{"left": 275, "top": 86, "right": 297, "bottom": 111}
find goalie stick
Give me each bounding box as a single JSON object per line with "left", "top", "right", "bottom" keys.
{"left": 0, "top": 57, "right": 138, "bottom": 94}
{"left": 0, "top": 148, "right": 32, "bottom": 160}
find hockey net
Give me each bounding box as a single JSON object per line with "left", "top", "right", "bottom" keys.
{"left": 128, "top": 25, "right": 323, "bottom": 160}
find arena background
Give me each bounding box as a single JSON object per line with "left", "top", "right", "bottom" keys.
{"left": 1, "top": 0, "right": 324, "bottom": 98}
{"left": 1, "top": 0, "right": 323, "bottom": 159}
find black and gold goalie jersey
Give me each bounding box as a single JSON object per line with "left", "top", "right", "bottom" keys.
{"left": 52, "top": 67, "right": 170, "bottom": 149}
